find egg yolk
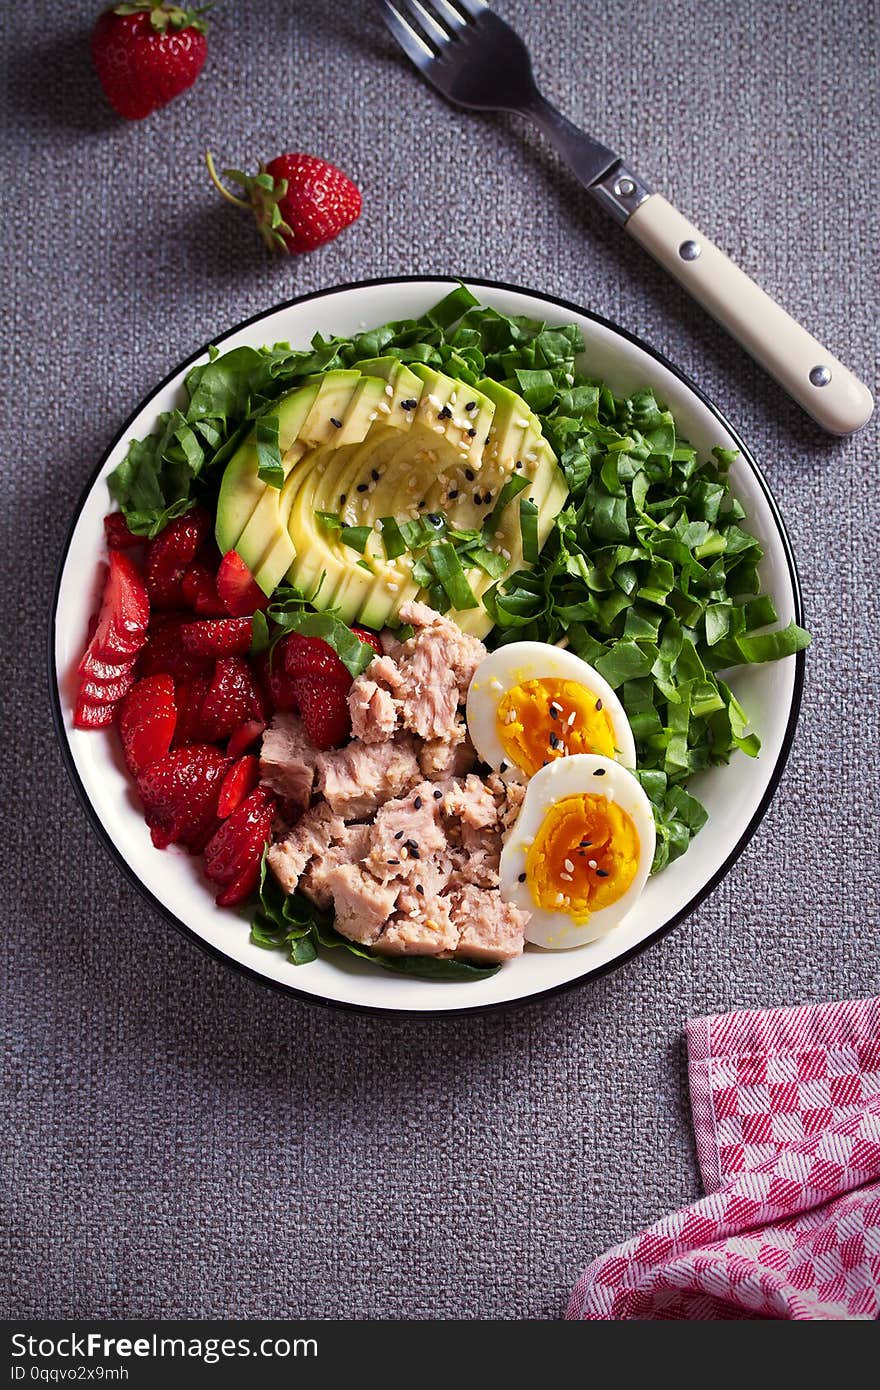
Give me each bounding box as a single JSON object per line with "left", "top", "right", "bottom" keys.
{"left": 525, "top": 792, "right": 640, "bottom": 922}
{"left": 496, "top": 678, "right": 617, "bottom": 777}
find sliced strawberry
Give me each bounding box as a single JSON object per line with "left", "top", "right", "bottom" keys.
{"left": 73, "top": 692, "right": 119, "bottom": 729}
{"left": 180, "top": 617, "right": 253, "bottom": 658}
{"left": 199, "top": 657, "right": 266, "bottom": 741}
{"left": 104, "top": 511, "right": 142, "bottom": 550}
{"left": 257, "top": 642, "right": 299, "bottom": 713}
{"left": 227, "top": 719, "right": 266, "bottom": 758}
{"left": 217, "top": 754, "right": 260, "bottom": 819}
{"left": 180, "top": 561, "right": 227, "bottom": 616}
{"left": 352, "top": 624, "right": 383, "bottom": 658}
{"left": 138, "top": 615, "right": 214, "bottom": 682}
{"left": 83, "top": 551, "right": 149, "bottom": 666}
{"left": 118, "top": 675, "right": 177, "bottom": 776}
{"left": 215, "top": 855, "right": 263, "bottom": 907}
{"left": 282, "top": 633, "right": 351, "bottom": 690}
{"left": 203, "top": 786, "right": 276, "bottom": 888}
{"left": 215, "top": 550, "right": 270, "bottom": 617}
{"left": 173, "top": 673, "right": 212, "bottom": 746}
{"left": 78, "top": 648, "right": 137, "bottom": 684}
{"left": 137, "top": 744, "right": 230, "bottom": 852}
{"left": 80, "top": 669, "right": 138, "bottom": 704}
{"left": 291, "top": 675, "right": 351, "bottom": 750}
{"left": 145, "top": 506, "right": 211, "bottom": 609}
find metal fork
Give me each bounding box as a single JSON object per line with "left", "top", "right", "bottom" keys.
{"left": 378, "top": 0, "right": 873, "bottom": 435}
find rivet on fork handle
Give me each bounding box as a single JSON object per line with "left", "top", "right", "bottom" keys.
{"left": 590, "top": 165, "right": 652, "bottom": 226}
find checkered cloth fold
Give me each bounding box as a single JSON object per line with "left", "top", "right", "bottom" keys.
{"left": 567, "top": 996, "right": 880, "bottom": 1319}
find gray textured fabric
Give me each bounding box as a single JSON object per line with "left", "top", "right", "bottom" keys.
{"left": 2, "top": 0, "right": 878, "bottom": 1321}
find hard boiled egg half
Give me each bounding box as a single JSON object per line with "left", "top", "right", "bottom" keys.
{"left": 499, "top": 754, "right": 656, "bottom": 948}
{"left": 466, "top": 641, "right": 636, "bottom": 780}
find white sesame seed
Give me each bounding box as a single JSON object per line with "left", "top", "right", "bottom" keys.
{"left": 501, "top": 548, "right": 511, "bottom": 561}
{"left": 588, "top": 859, "right": 597, "bottom": 870}
{"left": 433, "top": 424, "right": 445, "bottom": 434}
{"left": 386, "top": 581, "right": 399, "bottom": 592}
{"left": 378, "top": 402, "right": 391, "bottom": 415}
{"left": 567, "top": 711, "right": 577, "bottom": 727}
{"left": 368, "top": 411, "right": 378, "bottom": 421}
{"left": 564, "top": 859, "right": 575, "bottom": 873}
{"left": 516, "top": 418, "right": 529, "bottom": 428}
{"left": 384, "top": 384, "right": 393, "bottom": 397}
{"left": 375, "top": 519, "right": 384, "bottom": 532}
{"left": 554, "top": 892, "right": 565, "bottom": 906}
{"left": 560, "top": 872, "right": 573, "bottom": 882}
{"left": 428, "top": 394, "right": 442, "bottom": 409}
{"left": 450, "top": 391, "right": 457, "bottom": 404}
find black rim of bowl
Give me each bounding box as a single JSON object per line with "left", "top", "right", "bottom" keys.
{"left": 48, "top": 275, "right": 806, "bottom": 1019}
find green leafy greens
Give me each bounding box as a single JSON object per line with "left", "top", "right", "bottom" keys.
{"left": 109, "top": 284, "right": 810, "bottom": 971}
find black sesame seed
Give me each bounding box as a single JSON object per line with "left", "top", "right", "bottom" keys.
{"left": 515, "top": 460, "right": 523, "bottom": 470}
{"left": 580, "top": 839, "right": 592, "bottom": 847}
{"left": 414, "top": 796, "right": 422, "bottom": 810}
{"left": 416, "top": 884, "right": 425, "bottom": 895}
{"left": 387, "top": 859, "right": 399, "bottom": 866}
{"left": 473, "top": 492, "right": 482, "bottom": 505}
{"left": 340, "top": 494, "right": 346, "bottom": 505}
{"left": 356, "top": 483, "right": 368, "bottom": 493}
{"left": 464, "top": 401, "right": 477, "bottom": 412}
{"left": 465, "top": 469, "right": 475, "bottom": 481}
{"left": 499, "top": 761, "right": 508, "bottom": 773}
{"left": 394, "top": 830, "right": 404, "bottom": 841}
{"left": 400, "top": 398, "right": 417, "bottom": 410}
{"left": 433, "top": 789, "right": 442, "bottom": 800}
{"left": 596, "top": 698, "right": 603, "bottom": 711}
{"left": 449, "top": 490, "right": 460, "bottom": 499}
{"left": 484, "top": 436, "right": 490, "bottom": 445}
{"left": 596, "top": 868, "right": 609, "bottom": 877}
{"left": 593, "top": 768, "right": 606, "bottom": 777}
{"left": 484, "top": 491, "right": 492, "bottom": 504}
{"left": 330, "top": 417, "right": 342, "bottom": 428}
{"left": 467, "top": 427, "right": 476, "bottom": 438}
{"left": 518, "top": 873, "right": 526, "bottom": 883}
{"left": 549, "top": 733, "right": 559, "bottom": 750}
{"left": 438, "top": 404, "right": 452, "bottom": 420}
{"left": 410, "top": 848, "right": 421, "bottom": 860}
{"left": 549, "top": 707, "right": 558, "bottom": 720}
{"left": 427, "top": 514, "right": 442, "bottom": 526}
{"left": 371, "top": 469, "right": 380, "bottom": 481}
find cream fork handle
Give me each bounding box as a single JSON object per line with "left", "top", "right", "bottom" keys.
{"left": 624, "top": 194, "right": 873, "bottom": 435}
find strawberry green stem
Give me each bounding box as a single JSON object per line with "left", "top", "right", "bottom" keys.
{"left": 205, "top": 151, "right": 249, "bottom": 209}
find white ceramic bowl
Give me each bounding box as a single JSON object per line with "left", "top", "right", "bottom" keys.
{"left": 50, "top": 277, "right": 805, "bottom": 1015}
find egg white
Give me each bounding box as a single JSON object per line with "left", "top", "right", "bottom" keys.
{"left": 500, "top": 754, "right": 656, "bottom": 949}
{"left": 465, "top": 641, "right": 636, "bottom": 777}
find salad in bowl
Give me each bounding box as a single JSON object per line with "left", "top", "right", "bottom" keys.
{"left": 56, "top": 281, "right": 810, "bottom": 1003}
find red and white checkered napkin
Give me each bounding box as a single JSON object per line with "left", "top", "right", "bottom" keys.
{"left": 567, "top": 996, "right": 880, "bottom": 1319}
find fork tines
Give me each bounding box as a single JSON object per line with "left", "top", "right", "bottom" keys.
{"left": 380, "top": 0, "right": 486, "bottom": 64}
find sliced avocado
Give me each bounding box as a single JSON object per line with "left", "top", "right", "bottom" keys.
{"left": 351, "top": 357, "right": 425, "bottom": 421}
{"left": 215, "top": 382, "right": 319, "bottom": 558}
{"left": 297, "top": 369, "right": 362, "bottom": 447}
{"left": 216, "top": 362, "right": 567, "bottom": 632}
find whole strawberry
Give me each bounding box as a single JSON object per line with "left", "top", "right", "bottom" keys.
{"left": 91, "top": 3, "right": 210, "bottom": 121}
{"left": 206, "top": 151, "right": 362, "bottom": 254}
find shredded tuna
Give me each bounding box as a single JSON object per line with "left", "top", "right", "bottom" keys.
{"left": 300, "top": 822, "right": 372, "bottom": 909}
{"left": 348, "top": 678, "right": 398, "bottom": 743}
{"left": 267, "top": 803, "right": 345, "bottom": 894}
{"left": 315, "top": 733, "right": 421, "bottom": 819}
{"left": 418, "top": 720, "right": 476, "bottom": 780}
{"left": 260, "top": 604, "right": 532, "bottom": 965}
{"left": 374, "top": 897, "right": 458, "bottom": 955}
{"left": 324, "top": 864, "right": 399, "bottom": 945}
{"left": 259, "top": 713, "right": 315, "bottom": 810}
{"left": 449, "top": 883, "right": 528, "bottom": 962}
